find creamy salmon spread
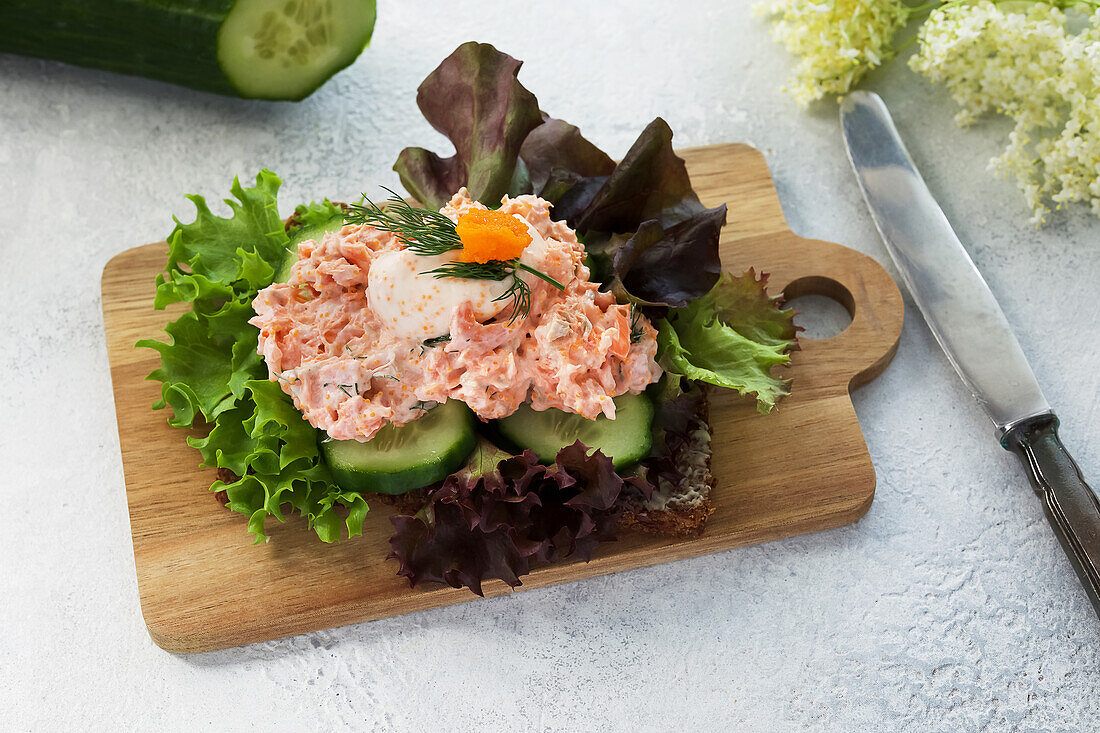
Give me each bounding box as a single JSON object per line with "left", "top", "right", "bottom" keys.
{"left": 249, "top": 189, "right": 662, "bottom": 442}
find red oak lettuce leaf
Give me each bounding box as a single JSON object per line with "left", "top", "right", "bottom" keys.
{"left": 572, "top": 117, "right": 709, "bottom": 233}
{"left": 530, "top": 442, "right": 629, "bottom": 563}
{"left": 394, "top": 42, "right": 542, "bottom": 209}
{"left": 387, "top": 440, "right": 638, "bottom": 596}
{"left": 518, "top": 117, "right": 616, "bottom": 201}
{"left": 533, "top": 117, "right": 725, "bottom": 310}
{"left": 610, "top": 206, "right": 726, "bottom": 309}
{"left": 388, "top": 45, "right": 726, "bottom": 313}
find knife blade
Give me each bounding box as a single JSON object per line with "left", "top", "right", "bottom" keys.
{"left": 839, "top": 90, "right": 1100, "bottom": 617}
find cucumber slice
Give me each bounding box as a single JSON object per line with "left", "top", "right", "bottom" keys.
{"left": 495, "top": 393, "right": 654, "bottom": 469}
{"left": 219, "top": 0, "right": 376, "bottom": 100}
{"left": 322, "top": 401, "right": 476, "bottom": 495}
{"left": 275, "top": 211, "right": 345, "bottom": 282}
{"left": 0, "top": 0, "right": 376, "bottom": 101}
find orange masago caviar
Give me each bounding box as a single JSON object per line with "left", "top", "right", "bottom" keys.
{"left": 455, "top": 208, "right": 532, "bottom": 263}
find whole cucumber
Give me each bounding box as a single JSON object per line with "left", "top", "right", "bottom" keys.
{"left": 0, "top": 0, "right": 376, "bottom": 100}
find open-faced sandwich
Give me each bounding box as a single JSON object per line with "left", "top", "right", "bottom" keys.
{"left": 140, "top": 42, "right": 798, "bottom": 595}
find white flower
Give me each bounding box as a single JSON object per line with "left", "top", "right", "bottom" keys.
{"left": 755, "top": 0, "right": 911, "bottom": 106}
{"left": 910, "top": 2, "right": 1100, "bottom": 223}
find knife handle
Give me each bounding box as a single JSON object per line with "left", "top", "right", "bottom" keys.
{"left": 1006, "top": 415, "right": 1100, "bottom": 617}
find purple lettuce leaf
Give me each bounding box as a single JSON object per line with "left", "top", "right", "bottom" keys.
{"left": 393, "top": 42, "right": 543, "bottom": 209}
{"left": 610, "top": 205, "right": 726, "bottom": 309}
{"left": 390, "top": 45, "right": 727, "bottom": 313}
{"left": 538, "top": 117, "right": 725, "bottom": 310}
{"left": 519, "top": 117, "right": 616, "bottom": 201}
{"left": 387, "top": 440, "right": 637, "bottom": 596}
{"left": 573, "top": 117, "right": 708, "bottom": 233}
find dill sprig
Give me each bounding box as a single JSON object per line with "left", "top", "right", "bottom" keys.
{"left": 343, "top": 188, "right": 461, "bottom": 256}
{"left": 498, "top": 275, "right": 532, "bottom": 325}
{"left": 423, "top": 334, "right": 452, "bottom": 347}
{"left": 629, "top": 304, "right": 645, "bottom": 344}
{"left": 344, "top": 189, "right": 566, "bottom": 322}
{"left": 422, "top": 261, "right": 536, "bottom": 325}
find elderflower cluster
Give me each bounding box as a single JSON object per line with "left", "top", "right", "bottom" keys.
{"left": 754, "top": 0, "right": 911, "bottom": 106}
{"left": 910, "top": 2, "right": 1100, "bottom": 222}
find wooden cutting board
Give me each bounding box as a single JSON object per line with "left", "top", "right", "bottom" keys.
{"left": 102, "top": 143, "right": 904, "bottom": 654}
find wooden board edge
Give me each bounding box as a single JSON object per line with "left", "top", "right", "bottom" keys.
{"left": 146, "top": 453, "right": 878, "bottom": 655}
{"left": 780, "top": 235, "right": 905, "bottom": 394}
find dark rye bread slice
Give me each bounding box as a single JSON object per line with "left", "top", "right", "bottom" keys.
{"left": 619, "top": 396, "right": 715, "bottom": 538}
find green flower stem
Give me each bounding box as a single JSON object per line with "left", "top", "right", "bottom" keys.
{"left": 905, "top": 0, "right": 949, "bottom": 15}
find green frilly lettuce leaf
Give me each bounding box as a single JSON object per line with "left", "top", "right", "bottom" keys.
{"left": 286, "top": 199, "right": 346, "bottom": 235}
{"left": 138, "top": 172, "right": 367, "bottom": 544}
{"left": 657, "top": 270, "right": 799, "bottom": 413}
{"left": 162, "top": 170, "right": 288, "bottom": 289}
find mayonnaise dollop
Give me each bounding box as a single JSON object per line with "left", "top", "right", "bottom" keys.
{"left": 367, "top": 215, "right": 550, "bottom": 340}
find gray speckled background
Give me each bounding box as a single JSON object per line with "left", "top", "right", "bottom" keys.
{"left": 2, "top": 2, "right": 1098, "bottom": 730}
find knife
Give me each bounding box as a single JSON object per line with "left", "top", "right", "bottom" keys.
{"left": 839, "top": 90, "right": 1100, "bottom": 617}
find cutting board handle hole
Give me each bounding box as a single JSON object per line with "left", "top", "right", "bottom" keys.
{"left": 784, "top": 276, "right": 854, "bottom": 340}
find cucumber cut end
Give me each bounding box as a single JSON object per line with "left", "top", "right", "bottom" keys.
{"left": 322, "top": 400, "right": 476, "bottom": 495}
{"left": 495, "top": 393, "right": 654, "bottom": 469}
{"left": 218, "top": 0, "right": 377, "bottom": 100}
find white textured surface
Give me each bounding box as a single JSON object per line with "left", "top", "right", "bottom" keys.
{"left": 2, "top": 2, "right": 1099, "bottom": 730}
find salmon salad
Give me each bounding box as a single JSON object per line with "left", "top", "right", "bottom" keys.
{"left": 250, "top": 189, "right": 663, "bottom": 443}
